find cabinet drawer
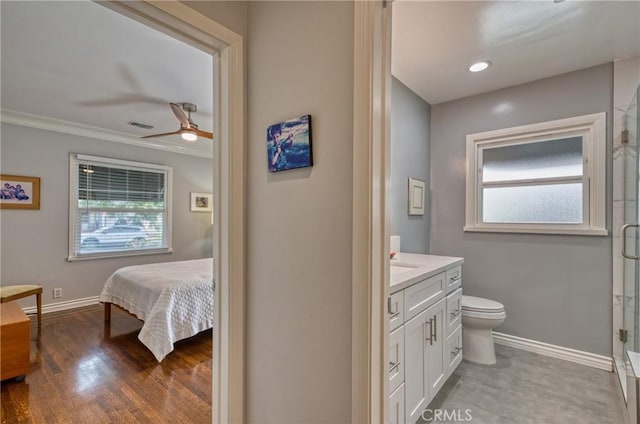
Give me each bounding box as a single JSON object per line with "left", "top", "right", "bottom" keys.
{"left": 389, "top": 326, "right": 405, "bottom": 393}
{"left": 446, "top": 265, "right": 462, "bottom": 293}
{"left": 388, "top": 291, "right": 404, "bottom": 331}
{"left": 446, "top": 288, "right": 462, "bottom": 336}
{"left": 446, "top": 325, "right": 463, "bottom": 378}
{"left": 404, "top": 272, "right": 445, "bottom": 322}
{"left": 389, "top": 383, "right": 405, "bottom": 424}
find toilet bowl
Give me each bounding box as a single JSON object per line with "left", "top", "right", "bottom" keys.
{"left": 461, "top": 295, "right": 506, "bottom": 365}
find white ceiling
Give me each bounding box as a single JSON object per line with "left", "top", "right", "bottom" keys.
{"left": 392, "top": 0, "right": 640, "bottom": 105}
{"left": 1, "top": 1, "right": 214, "bottom": 156}
{"left": 3, "top": 1, "right": 637, "bottom": 148}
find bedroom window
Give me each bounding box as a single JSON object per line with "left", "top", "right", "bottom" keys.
{"left": 464, "top": 112, "right": 607, "bottom": 236}
{"left": 68, "top": 154, "right": 173, "bottom": 261}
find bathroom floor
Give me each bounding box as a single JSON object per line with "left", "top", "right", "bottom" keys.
{"left": 420, "top": 344, "right": 626, "bottom": 424}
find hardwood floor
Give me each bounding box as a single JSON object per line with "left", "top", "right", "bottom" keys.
{"left": 1, "top": 305, "right": 212, "bottom": 424}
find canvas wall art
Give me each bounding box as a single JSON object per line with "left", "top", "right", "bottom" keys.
{"left": 267, "top": 115, "right": 313, "bottom": 172}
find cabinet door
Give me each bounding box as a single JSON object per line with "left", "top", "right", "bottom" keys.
{"left": 404, "top": 309, "right": 429, "bottom": 424}
{"left": 389, "top": 326, "right": 405, "bottom": 394}
{"left": 446, "top": 325, "right": 463, "bottom": 379}
{"left": 446, "top": 288, "right": 462, "bottom": 336}
{"left": 389, "top": 291, "right": 404, "bottom": 332}
{"left": 389, "top": 384, "right": 405, "bottom": 424}
{"left": 425, "top": 298, "right": 446, "bottom": 403}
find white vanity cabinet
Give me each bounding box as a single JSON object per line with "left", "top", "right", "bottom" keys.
{"left": 389, "top": 383, "right": 405, "bottom": 424}
{"left": 425, "top": 298, "right": 446, "bottom": 398}
{"left": 404, "top": 296, "right": 447, "bottom": 423}
{"left": 404, "top": 308, "right": 429, "bottom": 423}
{"left": 445, "top": 288, "right": 463, "bottom": 379}
{"left": 389, "top": 254, "right": 463, "bottom": 424}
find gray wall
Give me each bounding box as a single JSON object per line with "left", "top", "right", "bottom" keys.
{"left": 430, "top": 63, "right": 613, "bottom": 355}
{"left": 391, "top": 76, "right": 431, "bottom": 253}
{"left": 0, "top": 123, "right": 213, "bottom": 307}
{"left": 245, "top": 1, "right": 354, "bottom": 422}
{"left": 183, "top": 3, "right": 355, "bottom": 421}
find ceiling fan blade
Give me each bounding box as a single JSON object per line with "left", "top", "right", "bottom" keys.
{"left": 193, "top": 128, "right": 213, "bottom": 140}
{"left": 170, "top": 103, "right": 190, "bottom": 128}
{"left": 141, "top": 129, "right": 182, "bottom": 139}
{"left": 77, "top": 93, "right": 167, "bottom": 107}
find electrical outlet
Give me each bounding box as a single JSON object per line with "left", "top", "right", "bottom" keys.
{"left": 53, "top": 288, "right": 62, "bottom": 299}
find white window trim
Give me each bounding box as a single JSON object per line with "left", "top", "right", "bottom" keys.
{"left": 464, "top": 112, "right": 607, "bottom": 236}
{"left": 67, "top": 153, "right": 174, "bottom": 261}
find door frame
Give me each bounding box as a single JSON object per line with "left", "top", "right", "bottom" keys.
{"left": 352, "top": 1, "right": 392, "bottom": 422}
{"left": 101, "top": 2, "right": 245, "bottom": 422}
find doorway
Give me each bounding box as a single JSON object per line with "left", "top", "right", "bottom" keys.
{"left": 81, "top": 2, "right": 245, "bottom": 422}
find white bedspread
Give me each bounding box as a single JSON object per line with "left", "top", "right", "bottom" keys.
{"left": 99, "top": 258, "right": 214, "bottom": 362}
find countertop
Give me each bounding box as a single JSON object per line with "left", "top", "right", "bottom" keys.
{"left": 390, "top": 253, "right": 464, "bottom": 294}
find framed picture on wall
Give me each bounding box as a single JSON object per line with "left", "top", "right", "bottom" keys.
{"left": 267, "top": 114, "right": 313, "bottom": 172}
{"left": 0, "top": 174, "right": 40, "bottom": 210}
{"left": 408, "top": 177, "right": 425, "bottom": 216}
{"left": 190, "top": 192, "right": 213, "bottom": 212}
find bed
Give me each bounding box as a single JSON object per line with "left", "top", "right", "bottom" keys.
{"left": 99, "top": 258, "right": 214, "bottom": 362}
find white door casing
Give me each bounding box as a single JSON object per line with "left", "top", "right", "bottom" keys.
{"left": 99, "top": 2, "right": 246, "bottom": 423}
{"left": 352, "top": 1, "right": 393, "bottom": 422}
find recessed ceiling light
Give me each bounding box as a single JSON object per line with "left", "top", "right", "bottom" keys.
{"left": 469, "top": 61, "right": 492, "bottom": 73}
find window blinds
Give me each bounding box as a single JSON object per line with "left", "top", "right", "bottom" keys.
{"left": 69, "top": 154, "right": 172, "bottom": 260}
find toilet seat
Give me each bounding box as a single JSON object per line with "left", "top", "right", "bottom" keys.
{"left": 462, "top": 309, "right": 506, "bottom": 320}
{"left": 462, "top": 295, "right": 506, "bottom": 319}
{"left": 462, "top": 295, "right": 504, "bottom": 312}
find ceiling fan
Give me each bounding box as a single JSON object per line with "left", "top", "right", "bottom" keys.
{"left": 141, "top": 102, "right": 213, "bottom": 141}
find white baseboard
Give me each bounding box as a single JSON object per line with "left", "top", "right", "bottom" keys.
{"left": 22, "top": 295, "right": 100, "bottom": 315}
{"left": 493, "top": 331, "right": 613, "bottom": 372}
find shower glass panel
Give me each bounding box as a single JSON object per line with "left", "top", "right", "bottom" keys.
{"left": 623, "top": 85, "right": 639, "bottom": 357}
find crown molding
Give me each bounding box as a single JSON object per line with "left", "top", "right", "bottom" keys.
{"left": 0, "top": 109, "right": 212, "bottom": 159}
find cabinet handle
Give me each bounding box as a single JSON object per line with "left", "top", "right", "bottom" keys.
{"left": 451, "top": 346, "right": 462, "bottom": 357}
{"left": 433, "top": 315, "right": 437, "bottom": 342}
{"left": 387, "top": 297, "right": 399, "bottom": 320}
{"left": 389, "top": 361, "right": 400, "bottom": 373}
{"left": 425, "top": 319, "right": 433, "bottom": 345}
{"left": 451, "top": 309, "right": 462, "bottom": 318}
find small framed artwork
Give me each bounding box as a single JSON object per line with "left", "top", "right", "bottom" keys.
{"left": 0, "top": 174, "right": 40, "bottom": 210}
{"left": 267, "top": 114, "right": 313, "bottom": 172}
{"left": 408, "top": 177, "right": 426, "bottom": 216}
{"left": 190, "top": 192, "right": 213, "bottom": 212}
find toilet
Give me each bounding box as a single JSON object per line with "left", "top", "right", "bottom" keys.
{"left": 461, "top": 295, "right": 506, "bottom": 365}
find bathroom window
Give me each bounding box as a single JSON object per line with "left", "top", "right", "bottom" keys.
{"left": 464, "top": 113, "right": 607, "bottom": 235}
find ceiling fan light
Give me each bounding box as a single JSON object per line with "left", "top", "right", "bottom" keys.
{"left": 468, "top": 61, "right": 492, "bottom": 72}
{"left": 181, "top": 130, "right": 197, "bottom": 142}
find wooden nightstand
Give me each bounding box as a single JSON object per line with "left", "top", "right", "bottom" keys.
{"left": 1, "top": 301, "right": 30, "bottom": 381}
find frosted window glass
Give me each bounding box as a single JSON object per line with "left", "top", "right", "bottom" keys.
{"left": 482, "top": 137, "right": 583, "bottom": 182}
{"left": 483, "top": 183, "right": 583, "bottom": 224}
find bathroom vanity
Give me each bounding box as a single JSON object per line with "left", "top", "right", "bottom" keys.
{"left": 388, "top": 253, "right": 464, "bottom": 424}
